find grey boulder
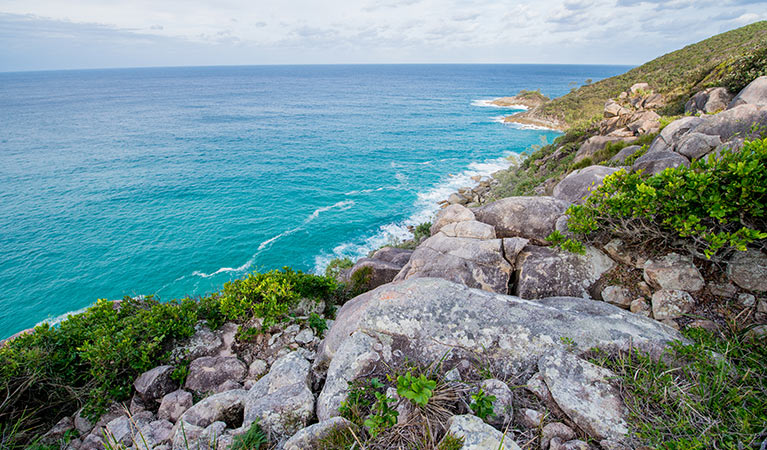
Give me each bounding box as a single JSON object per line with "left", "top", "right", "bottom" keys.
{"left": 553, "top": 165, "right": 621, "bottom": 204}
{"left": 431, "top": 204, "right": 475, "bottom": 235}
{"left": 649, "top": 116, "right": 704, "bottom": 153}
{"left": 690, "top": 104, "right": 767, "bottom": 142}
{"left": 473, "top": 196, "right": 569, "bottom": 242}
{"left": 283, "top": 417, "right": 355, "bottom": 450}
{"left": 685, "top": 87, "right": 733, "bottom": 114}
{"left": 651, "top": 289, "right": 695, "bottom": 320}
{"left": 514, "top": 245, "right": 615, "bottom": 299}
{"left": 675, "top": 132, "right": 722, "bottom": 160}
{"left": 184, "top": 356, "right": 247, "bottom": 394}
{"left": 441, "top": 415, "right": 521, "bottom": 450}
{"left": 643, "top": 253, "right": 704, "bottom": 292}
{"left": 632, "top": 149, "right": 689, "bottom": 176}
{"left": 158, "top": 390, "right": 194, "bottom": 423}
{"left": 727, "top": 249, "right": 767, "bottom": 292}
{"left": 609, "top": 145, "right": 641, "bottom": 164}
{"left": 134, "top": 365, "right": 177, "bottom": 405}
{"left": 729, "top": 76, "right": 767, "bottom": 108}
{"left": 539, "top": 350, "right": 628, "bottom": 441}
{"left": 315, "top": 278, "right": 682, "bottom": 421}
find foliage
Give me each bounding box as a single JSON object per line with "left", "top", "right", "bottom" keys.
{"left": 516, "top": 89, "right": 549, "bottom": 102}
{"left": 546, "top": 230, "right": 585, "bottom": 254}
{"left": 620, "top": 144, "right": 648, "bottom": 167}
{"left": 314, "top": 426, "right": 358, "bottom": 450}
{"left": 711, "top": 43, "right": 767, "bottom": 93}
{"left": 339, "top": 377, "right": 386, "bottom": 426}
{"left": 308, "top": 312, "right": 328, "bottom": 336}
{"left": 469, "top": 388, "right": 497, "bottom": 420}
{"left": 0, "top": 268, "right": 339, "bottom": 447}
{"left": 562, "top": 139, "right": 767, "bottom": 259}
{"left": 348, "top": 265, "right": 373, "bottom": 296}
{"left": 570, "top": 157, "right": 593, "bottom": 171}
{"left": 588, "top": 328, "right": 767, "bottom": 449}
{"left": 325, "top": 257, "right": 354, "bottom": 279}
{"left": 396, "top": 371, "right": 437, "bottom": 407}
{"left": 363, "top": 391, "right": 399, "bottom": 437}
{"left": 230, "top": 420, "right": 268, "bottom": 450}
{"left": 170, "top": 359, "right": 190, "bottom": 386}
{"left": 413, "top": 221, "right": 432, "bottom": 243}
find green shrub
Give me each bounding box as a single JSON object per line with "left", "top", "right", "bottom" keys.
{"left": 621, "top": 144, "right": 648, "bottom": 166}
{"left": 413, "top": 221, "right": 432, "bottom": 242}
{"left": 396, "top": 371, "right": 437, "bottom": 407}
{"left": 230, "top": 420, "right": 267, "bottom": 450}
{"left": 563, "top": 139, "right": 767, "bottom": 259}
{"left": 307, "top": 312, "right": 327, "bottom": 336}
{"left": 546, "top": 230, "right": 585, "bottom": 254}
{"left": 570, "top": 157, "right": 593, "bottom": 171}
{"left": 717, "top": 44, "right": 767, "bottom": 93}
{"left": 469, "top": 387, "right": 496, "bottom": 420}
{"left": 324, "top": 257, "right": 353, "bottom": 279}
{"left": 363, "top": 391, "right": 399, "bottom": 437}
{"left": 339, "top": 378, "right": 386, "bottom": 426}
{"left": 437, "top": 434, "right": 466, "bottom": 450}
{"left": 588, "top": 328, "right": 767, "bottom": 449}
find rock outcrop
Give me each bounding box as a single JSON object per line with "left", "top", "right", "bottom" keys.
{"left": 473, "top": 196, "right": 569, "bottom": 243}
{"left": 553, "top": 165, "right": 621, "bottom": 204}
{"left": 685, "top": 87, "right": 733, "bottom": 114}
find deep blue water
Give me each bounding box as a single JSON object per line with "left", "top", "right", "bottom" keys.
{"left": 0, "top": 64, "right": 629, "bottom": 338}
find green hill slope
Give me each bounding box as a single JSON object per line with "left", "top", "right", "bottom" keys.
{"left": 538, "top": 21, "right": 767, "bottom": 127}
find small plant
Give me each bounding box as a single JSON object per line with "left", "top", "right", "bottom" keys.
{"left": 325, "top": 257, "right": 353, "bottom": 279}
{"left": 413, "top": 222, "right": 432, "bottom": 242}
{"left": 546, "top": 230, "right": 585, "bottom": 254}
{"left": 469, "top": 387, "right": 497, "bottom": 420}
{"left": 339, "top": 378, "right": 385, "bottom": 426}
{"left": 560, "top": 336, "right": 577, "bottom": 351}
{"left": 437, "top": 434, "right": 466, "bottom": 450}
{"left": 363, "top": 391, "right": 399, "bottom": 437}
{"left": 396, "top": 371, "right": 437, "bottom": 407}
{"left": 230, "top": 420, "right": 268, "bottom": 450}
{"left": 570, "top": 157, "right": 593, "bottom": 171}
{"left": 170, "top": 360, "right": 190, "bottom": 386}
{"left": 308, "top": 312, "right": 328, "bottom": 336}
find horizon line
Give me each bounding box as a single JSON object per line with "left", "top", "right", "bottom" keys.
{"left": 0, "top": 61, "right": 637, "bottom": 75}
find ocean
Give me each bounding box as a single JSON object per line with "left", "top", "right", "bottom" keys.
{"left": 0, "top": 64, "right": 630, "bottom": 338}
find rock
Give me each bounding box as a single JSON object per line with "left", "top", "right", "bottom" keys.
{"left": 675, "top": 132, "right": 722, "bottom": 160}
{"left": 448, "top": 192, "right": 468, "bottom": 205}
{"left": 643, "top": 253, "right": 704, "bottom": 292}
{"left": 185, "top": 356, "right": 246, "bottom": 394}
{"left": 172, "top": 324, "right": 224, "bottom": 361}
{"left": 626, "top": 110, "right": 661, "bottom": 135}
{"left": 431, "top": 204, "right": 475, "bottom": 235}
{"left": 602, "top": 239, "right": 647, "bottom": 269}
{"left": 439, "top": 220, "right": 497, "bottom": 239}
{"left": 344, "top": 256, "right": 408, "bottom": 291}
{"left": 553, "top": 165, "right": 621, "bottom": 204}
{"left": 747, "top": 325, "right": 767, "bottom": 338}
{"left": 105, "top": 416, "right": 134, "bottom": 446}
{"left": 739, "top": 293, "right": 756, "bottom": 307}
{"left": 661, "top": 318, "right": 680, "bottom": 330}
{"left": 370, "top": 246, "right": 413, "bottom": 267}
{"left": 243, "top": 352, "right": 314, "bottom": 439}
{"left": 688, "top": 319, "right": 718, "bottom": 332}
{"left": 539, "top": 350, "right": 628, "bottom": 441}
{"left": 609, "top": 145, "right": 641, "bottom": 164}
{"left": 294, "top": 328, "right": 315, "bottom": 345}
{"left": 630, "top": 298, "right": 651, "bottom": 317}
{"left": 630, "top": 82, "right": 650, "bottom": 94}
{"left": 552, "top": 439, "right": 590, "bottom": 450}
{"left": 216, "top": 380, "right": 243, "bottom": 393}
{"left": 176, "top": 389, "right": 247, "bottom": 430}
{"left": 516, "top": 408, "right": 544, "bottom": 429}
{"left": 41, "top": 416, "right": 74, "bottom": 444}
{"left": 80, "top": 432, "right": 105, "bottom": 450}
{"left": 574, "top": 136, "right": 629, "bottom": 164}
{"left": 479, "top": 379, "right": 513, "bottom": 426}
{"left": 158, "top": 390, "right": 193, "bottom": 423}
{"left": 394, "top": 233, "right": 514, "bottom": 294}
{"left": 632, "top": 150, "right": 689, "bottom": 176}
{"left": 74, "top": 409, "right": 95, "bottom": 435}
{"left": 441, "top": 415, "right": 522, "bottom": 450}
{"left": 690, "top": 104, "right": 767, "bottom": 142}
{"left": 315, "top": 278, "right": 682, "bottom": 420}
{"left": 473, "top": 196, "right": 570, "bottom": 242}
{"left": 514, "top": 245, "right": 615, "bottom": 299}
{"left": 248, "top": 359, "right": 268, "bottom": 379}
{"left": 134, "top": 419, "right": 174, "bottom": 450}
{"left": 686, "top": 87, "right": 734, "bottom": 114}
{"left": 708, "top": 282, "right": 737, "bottom": 298}
{"left": 651, "top": 290, "right": 695, "bottom": 320}
{"left": 541, "top": 422, "right": 576, "bottom": 450}
{"left": 291, "top": 297, "right": 325, "bottom": 316}
{"left": 642, "top": 93, "right": 665, "bottom": 110}
{"left": 134, "top": 365, "right": 177, "bottom": 405}
{"left": 729, "top": 76, "right": 767, "bottom": 108}
{"left": 601, "top": 286, "right": 632, "bottom": 309}
{"left": 171, "top": 422, "right": 203, "bottom": 450}
{"left": 649, "top": 116, "right": 704, "bottom": 153}
{"left": 604, "top": 100, "right": 629, "bottom": 118}
{"left": 283, "top": 417, "right": 355, "bottom": 450}
{"left": 727, "top": 249, "right": 767, "bottom": 292}
{"left": 758, "top": 299, "right": 767, "bottom": 314}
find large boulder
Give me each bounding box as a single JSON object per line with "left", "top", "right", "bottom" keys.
{"left": 651, "top": 290, "right": 695, "bottom": 320}
{"left": 553, "top": 165, "right": 621, "bottom": 204}
{"left": 243, "top": 352, "right": 314, "bottom": 440}
{"left": 574, "top": 136, "right": 629, "bottom": 163}
{"left": 315, "top": 278, "right": 682, "bottom": 421}
{"left": 649, "top": 116, "right": 704, "bottom": 153}
{"left": 158, "top": 390, "right": 194, "bottom": 423}
{"left": 729, "top": 76, "right": 767, "bottom": 109}
{"left": 643, "top": 253, "right": 704, "bottom": 292}
{"left": 609, "top": 145, "right": 641, "bottom": 164}
{"left": 539, "top": 350, "right": 628, "bottom": 441}
{"left": 175, "top": 389, "right": 247, "bottom": 430}
{"left": 343, "top": 257, "right": 410, "bottom": 291}
{"left": 473, "top": 196, "right": 569, "bottom": 242}
{"left": 440, "top": 415, "right": 522, "bottom": 450}
{"left": 675, "top": 132, "right": 722, "bottom": 160}
{"left": 514, "top": 245, "right": 615, "bottom": 299}
{"left": 686, "top": 87, "right": 734, "bottom": 114}
{"left": 431, "top": 204, "right": 475, "bottom": 235}
{"left": 184, "top": 356, "right": 247, "bottom": 394}
{"left": 369, "top": 246, "right": 413, "bottom": 267}
{"left": 393, "top": 233, "right": 518, "bottom": 294}
{"left": 727, "top": 249, "right": 767, "bottom": 292}
{"left": 134, "top": 365, "right": 177, "bottom": 406}
{"left": 689, "top": 104, "right": 767, "bottom": 142}
{"left": 626, "top": 110, "right": 660, "bottom": 135}
{"left": 632, "top": 150, "right": 689, "bottom": 176}
{"left": 439, "top": 220, "right": 496, "bottom": 239}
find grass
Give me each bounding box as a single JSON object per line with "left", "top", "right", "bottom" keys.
{"left": 587, "top": 327, "right": 767, "bottom": 449}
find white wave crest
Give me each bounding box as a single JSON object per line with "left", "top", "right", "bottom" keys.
{"left": 471, "top": 99, "right": 529, "bottom": 110}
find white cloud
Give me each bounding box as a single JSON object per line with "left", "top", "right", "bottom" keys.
{"left": 0, "top": 0, "right": 766, "bottom": 70}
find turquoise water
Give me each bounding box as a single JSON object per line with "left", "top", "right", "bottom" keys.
{"left": 0, "top": 64, "right": 629, "bottom": 338}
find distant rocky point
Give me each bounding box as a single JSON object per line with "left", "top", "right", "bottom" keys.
{"left": 490, "top": 89, "right": 549, "bottom": 109}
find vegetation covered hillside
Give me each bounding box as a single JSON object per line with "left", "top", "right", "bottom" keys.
{"left": 537, "top": 21, "right": 767, "bottom": 127}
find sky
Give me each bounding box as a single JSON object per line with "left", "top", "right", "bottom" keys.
{"left": 1, "top": 0, "right": 767, "bottom": 71}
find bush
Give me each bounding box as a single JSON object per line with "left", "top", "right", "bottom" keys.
{"left": 717, "top": 44, "right": 767, "bottom": 93}
{"left": 0, "top": 268, "right": 339, "bottom": 447}
{"left": 324, "top": 257, "right": 353, "bottom": 279}
{"left": 563, "top": 138, "right": 767, "bottom": 259}
{"left": 413, "top": 221, "right": 432, "bottom": 242}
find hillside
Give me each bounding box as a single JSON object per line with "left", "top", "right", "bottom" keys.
{"left": 516, "top": 21, "right": 767, "bottom": 128}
